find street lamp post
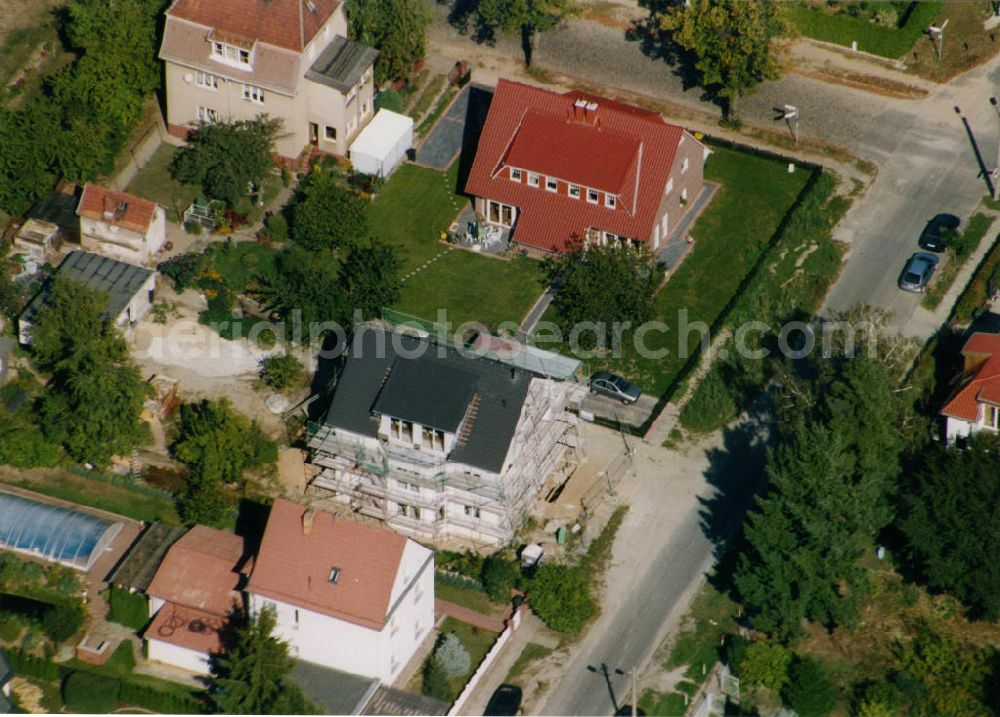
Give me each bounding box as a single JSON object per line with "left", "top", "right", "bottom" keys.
{"left": 783, "top": 104, "right": 800, "bottom": 145}
{"left": 928, "top": 19, "right": 949, "bottom": 61}
{"left": 991, "top": 97, "right": 1000, "bottom": 200}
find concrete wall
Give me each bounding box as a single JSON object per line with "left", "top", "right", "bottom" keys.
{"left": 147, "top": 638, "right": 211, "bottom": 674}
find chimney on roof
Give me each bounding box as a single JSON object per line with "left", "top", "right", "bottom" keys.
{"left": 585, "top": 101, "right": 599, "bottom": 125}
{"left": 302, "top": 507, "right": 316, "bottom": 536}
{"left": 572, "top": 98, "right": 588, "bottom": 122}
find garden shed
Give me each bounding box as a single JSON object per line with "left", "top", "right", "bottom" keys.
{"left": 349, "top": 109, "right": 413, "bottom": 178}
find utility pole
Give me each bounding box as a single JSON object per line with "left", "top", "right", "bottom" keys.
{"left": 782, "top": 104, "right": 800, "bottom": 145}
{"left": 928, "top": 19, "right": 949, "bottom": 61}
{"left": 630, "top": 668, "right": 638, "bottom": 717}
{"left": 992, "top": 97, "right": 1000, "bottom": 200}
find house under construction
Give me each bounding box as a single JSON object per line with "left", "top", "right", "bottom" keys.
{"left": 306, "top": 324, "right": 587, "bottom": 546}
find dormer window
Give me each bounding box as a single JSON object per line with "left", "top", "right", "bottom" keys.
{"left": 390, "top": 418, "right": 413, "bottom": 442}
{"left": 510, "top": 167, "right": 522, "bottom": 182}
{"left": 212, "top": 41, "right": 252, "bottom": 68}
{"left": 527, "top": 172, "right": 540, "bottom": 187}
{"left": 569, "top": 185, "right": 581, "bottom": 199}
{"left": 421, "top": 426, "right": 446, "bottom": 452}
{"left": 587, "top": 188, "right": 599, "bottom": 204}
{"left": 328, "top": 567, "right": 341, "bottom": 584}
{"left": 605, "top": 194, "right": 616, "bottom": 208}
{"left": 545, "top": 177, "right": 558, "bottom": 193}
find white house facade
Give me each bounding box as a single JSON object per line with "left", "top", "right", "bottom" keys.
{"left": 77, "top": 184, "right": 167, "bottom": 266}
{"left": 941, "top": 332, "right": 1000, "bottom": 445}
{"left": 246, "top": 498, "right": 435, "bottom": 683}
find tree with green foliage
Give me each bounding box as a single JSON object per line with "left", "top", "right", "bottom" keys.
{"left": 422, "top": 655, "right": 452, "bottom": 701}
{"left": 172, "top": 399, "right": 277, "bottom": 485}
{"left": 0, "top": 413, "right": 62, "bottom": 469}
{"left": 897, "top": 625, "right": 993, "bottom": 717}
{"left": 528, "top": 563, "right": 595, "bottom": 633}
{"left": 855, "top": 682, "right": 903, "bottom": 717}
{"left": 738, "top": 642, "right": 790, "bottom": 692}
{"left": 480, "top": 555, "right": 520, "bottom": 603}
{"left": 260, "top": 353, "right": 305, "bottom": 390}
{"left": 435, "top": 632, "right": 471, "bottom": 678}
{"left": 661, "top": 0, "right": 789, "bottom": 120}
{"left": 782, "top": 656, "right": 836, "bottom": 717}
{"left": 208, "top": 607, "right": 317, "bottom": 714}
{"left": 546, "top": 241, "right": 662, "bottom": 352}
{"left": 41, "top": 601, "right": 86, "bottom": 642}
{"left": 177, "top": 474, "right": 230, "bottom": 527}
{"left": 0, "top": 105, "right": 57, "bottom": 216}
{"left": 171, "top": 118, "right": 282, "bottom": 206}
{"left": 291, "top": 171, "right": 368, "bottom": 251}
{"left": 339, "top": 239, "right": 402, "bottom": 321}
{"left": 108, "top": 587, "right": 150, "bottom": 630}
{"left": 30, "top": 277, "right": 151, "bottom": 467}
{"left": 347, "top": 0, "right": 431, "bottom": 84}
{"left": 63, "top": 671, "right": 121, "bottom": 713}
{"left": 257, "top": 249, "right": 349, "bottom": 338}
{"left": 899, "top": 434, "right": 1000, "bottom": 619}
{"left": 474, "top": 0, "right": 580, "bottom": 65}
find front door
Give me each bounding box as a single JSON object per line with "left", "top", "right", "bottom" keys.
{"left": 308, "top": 123, "right": 319, "bottom": 145}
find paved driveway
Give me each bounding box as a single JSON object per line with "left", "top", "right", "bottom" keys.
{"left": 414, "top": 85, "right": 470, "bottom": 169}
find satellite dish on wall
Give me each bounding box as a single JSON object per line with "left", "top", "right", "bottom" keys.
{"left": 183, "top": 72, "right": 194, "bottom": 83}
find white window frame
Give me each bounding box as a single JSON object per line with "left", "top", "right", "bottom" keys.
{"left": 242, "top": 84, "right": 265, "bottom": 104}
{"left": 464, "top": 505, "right": 481, "bottom": 519}
{"left": 196, "top": 106, "right": 218, "bottom": 124}
{"left": 195, "top": 71, "right": 218, "bottom": 90}
{"left": 569, "top": 184, "right": 581, "bottom": 199}
{"left": 545, "top": 177, "right": 558, "bottom": 193}
{"left": 510, "top": 167, "right": 522, "bottom": 182}
{"left": 212, "top": 41, "right": 252, "bottom": 68}
{"left": 605, "top": 194, "right": 616, "bottom": 208}
{"left": 681, "top": 157, "right": 689, "bottom": 174}
{"left": 325, "top": 125, "right": 337, "bottom": 141}
{"left": 527, "top": 172, "right": 540, "bottom": 187}
{"left": 985, "top": 404, "right": 1000, "bottom": 429}
{"left": 587, "top": 188, "right": 599, "bottom": 204}
{"left": 665, "top": 177, "right": 673, "bottom": 195}
{"left": 681, "top": 187, "right": 688, "bottom": 202}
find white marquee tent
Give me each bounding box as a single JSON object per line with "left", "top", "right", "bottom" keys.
{"left": 349, "top": 110, "right": 414, "bottom": 178}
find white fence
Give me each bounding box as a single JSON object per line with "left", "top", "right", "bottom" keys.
{"left": 447, "top": 604, "right": 526, "bottom": 716}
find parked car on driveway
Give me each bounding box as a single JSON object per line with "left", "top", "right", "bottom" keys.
{"left": 589, "top": 372, "right": 642, "bottom": 404}
{"left": 485, "top": 685, "right": 522, "bottom": 716}
{"left": 898, "top": 252, "right": 940, "bottom": 293}
{"left": 918, "top": 213, "right": 960, "bottom": 253}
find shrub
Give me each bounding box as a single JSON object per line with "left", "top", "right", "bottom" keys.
{"left": 738, "top": 642, "right": 791, "bottom": 692}
{"left": 62, "top": 671, "right": 121, "bottom": 713}
{"left": 260, "top": 353, "right": 304, "bottom": 390}
{"left": 0, "top": 422, "right": 62, "bottom": 468}
{"left": 421, "top": 656, "right": 452, "bottom": 701}
{"left": 679, "top": 367, "right": 739, "bottom": 432}
{"left": 0, "top": 612, "right": 26, "bottom": 641}
{"left": 41, "top": 601, "right": 85, "bottom": 642}
{"left": 855, "top": 681, "right": 904, "bottom": 717}
{"left": 8, "top": 648, "right": 60, "bottom": 681}
{"left": 261, "top": 212, "right": 288, "bottom": 243}
{"left": 119, "top": 681, "right": 202, "bottom": 713}
{"left": 183, "top": 219, "right": 202, "bottom": 235}
{"left": 872, "top": 9, "right": 897, "bottom": 28}
{"left": 528, "top": 563, "right": 595, "bottom": 633}
{"left": 782, "top": 655, "right": 836, "bottom": 717}
{"left": 480, "top": 555, "right": 520, "bottom": 603}
{"left": 108, "top": 587, "right": 149, "bottom": 630}
{"left": 437, "top": 551, "right": 485, "bottom": 580}
{"left": 158, "top": 253, "right": 204, "bottom": 292}
{"left": 435, "top": 632, "right": 471, "bottom": 678}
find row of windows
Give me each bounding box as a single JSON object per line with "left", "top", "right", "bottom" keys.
{"left": 194, "top": 72, "right": 265, "bottom": 104}
{"left": 212, "top": 41, "right": 251, "bottom": 67}
{"left": 395, "top": 503, "right": 482, "bottom": 521}
{"left": 509, "top": 167, "right": 617, "bottom": 208}
{"left": 389, "top": 418, "right": 446, "bottom": 452}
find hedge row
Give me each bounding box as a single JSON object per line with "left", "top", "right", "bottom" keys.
{"left": 786, "top": 1, "right": 944, "bottom": 58}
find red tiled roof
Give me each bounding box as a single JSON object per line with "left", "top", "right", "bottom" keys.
{"left": 247, "top": 498, "right": 406, "bottom": 631}
{"left": 167, "top": 0, "right": 340, "bottom": 52}
{"left": 941, "top": 333, "right": 1000, "bottom": 421}
{"left": 146, "top": 525, "right": 244, "bottom": 616}
{"left": 146, "top": 601, "right": 227, "bottom": 656}
{"left": 77, "top": 184, "right": 158, "bottom": 234}
{"left": 465, "top": 79, "right": 686, "bottom": 252}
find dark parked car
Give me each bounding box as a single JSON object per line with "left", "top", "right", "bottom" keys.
{"left": 589, "top": 372, "right": 642, "bottom": 404}
{"left": 484, "top": 685, "right": 522, "bottom": 716}
{"left": 918, "top": 213, "right": 960, "bottom": 252}
{"left": 898, "top": 252, "right": 939, "bottom": 293}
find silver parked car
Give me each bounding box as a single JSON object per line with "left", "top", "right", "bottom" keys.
{"left": 589, "top": 372, "right": 642, "bottom": 404}
{"left": 898, "top": 252, "right": 939, "bottom": 293}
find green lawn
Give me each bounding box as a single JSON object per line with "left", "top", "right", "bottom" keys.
{"left": 434, "top": 580, "right": 508, "bottom": 619}
{"left": 535, "top": 146, "right": 811, "bottom": 397}
{"left": 126, "top": 144, "right": 200, "bottom": 223}
{"left": 439, "top": 616, "right": 498, "bottom": 698}
{"left": 786, "top": 1, "right": 943, "bottom": 59}
{"left": 0, "top": 467, "right": 180, "bottom": 524}
{"left": 369, "top": 160, "right": 546, "bottom": 330}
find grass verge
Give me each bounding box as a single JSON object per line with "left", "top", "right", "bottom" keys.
{"left": 434, "top": 579, "right": 508, "bottom": 619}
{"left": 786, "top": 1, "right": 943, "bottom": 58}
{"left": 417, "top": 86, "right": 459, "bottom": 138}
{"left": 504, "top": 643, "right": 554, "bottom": 685}
{"left": 678, "top": 170, "right": 849, "bottom": 433}
{"left": 125, "top": 144, "right": 201, "bottom": 223}
{"left": 951, "top": 232, "right": 1000, "bottom": 324}
{"left": 921, "top": 213, "right": 994, "bottom": 311}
